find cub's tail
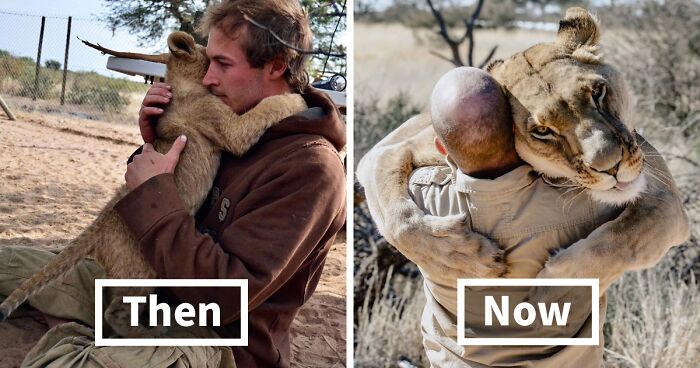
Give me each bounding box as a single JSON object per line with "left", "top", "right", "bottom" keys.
{"left": 0, "top": 229, "right": 98, "bottom": 321}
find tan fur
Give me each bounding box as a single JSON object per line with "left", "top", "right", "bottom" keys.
{"left": 0, "top": 32, "right": 307, "bottom": 336}
{"left": 357, "top": 8, "right": 690, "bottom": 296}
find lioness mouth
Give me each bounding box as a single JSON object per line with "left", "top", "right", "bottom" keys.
{"left": 614, "top": 180, "right": 634, "bottom": 190}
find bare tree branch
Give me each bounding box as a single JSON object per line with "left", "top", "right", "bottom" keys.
{"left": 429, "top": 49, "right": 456, "bottom": 64}
{"left": 466, "top": 0, "right": 486, "bottom": 67}
{"left": 426, "top": 0, "right": 463, "bottom": 66}
{"left": 425, "top": 0, "right": 497, "bottom": 68}
{"left": 478, "top": 45, "right": 499, "bottom": 69}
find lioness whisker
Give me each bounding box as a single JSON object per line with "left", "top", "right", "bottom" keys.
{"left": 563, "top": 187, "right": 587, "bottom": 214}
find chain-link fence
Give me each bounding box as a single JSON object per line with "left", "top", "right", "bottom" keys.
{"left": 0, "top": 10, "right": 154, "bottom": 124}
{"left": 0, "top": 3, "right": 347, "bottom": 124}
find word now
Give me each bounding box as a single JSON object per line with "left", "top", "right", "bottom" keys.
{"left": 484, "top": 296, "right": 571, "bottom": 327}
{"left": 123, "top": 294, "right": 221, "bottom": 328}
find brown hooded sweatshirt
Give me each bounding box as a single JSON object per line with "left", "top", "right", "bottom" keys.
{"left": 114, "top": 87, "right": 346, "bottom": 367}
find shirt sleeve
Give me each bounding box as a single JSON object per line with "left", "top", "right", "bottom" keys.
{"left": 408, "top": 166, "right": 456, "bottom": 217}
{"left": 113, "top": 144, "right": 346, "bottom": 324}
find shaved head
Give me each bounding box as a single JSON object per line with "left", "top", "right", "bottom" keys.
{"left": 431, "top": 67, "right": 519, "bottom": 176}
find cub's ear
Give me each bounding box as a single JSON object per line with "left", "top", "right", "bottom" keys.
{"left": 556, "top": 7, "right": 601, "bottom": 50}
{"left": 168, "top": 31, "right": 197, "bottom": 59}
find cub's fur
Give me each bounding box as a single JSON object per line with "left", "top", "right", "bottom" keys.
{"left": 0, "top": 32, "right": 307, "bottom": 337}
{"left": 357, "top": 8, "right": 689, "bottom": 296}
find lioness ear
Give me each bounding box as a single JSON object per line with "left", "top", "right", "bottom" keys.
{"left": 168, "top": 31, "right": 197, "bottom": 59}
{"left": 557, "top": 7, "right": 601, "bottom": 50}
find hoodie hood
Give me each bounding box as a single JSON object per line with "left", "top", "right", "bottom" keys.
{"left": 258, "top": 87, "right": 346, "bottom": 152}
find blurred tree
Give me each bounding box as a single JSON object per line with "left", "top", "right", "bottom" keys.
{"left": 102, "top": 0, "right": 210, "bottom": 46}
{"left": 45, "top": 59, "right": 62, "bottom": 71}
{"left": 301, "top": 0, "right": 347, "bottom": 80}
{"left": 101, "top": 0, "right": 346, "bottom": 79}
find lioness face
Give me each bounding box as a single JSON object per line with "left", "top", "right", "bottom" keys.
{"left": 487, "top": 7, "right": 646, "bottom": 205}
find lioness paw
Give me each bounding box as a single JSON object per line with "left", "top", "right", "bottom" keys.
{"left": 468, "top": 233, "right": 508, "bottom": 278}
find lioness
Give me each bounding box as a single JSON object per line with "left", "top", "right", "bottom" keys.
{"left": 357, "top": 7, "right": 689, "bottom": 297}
{"left": 0, "top": 31, "right": 307, "bottom": 337}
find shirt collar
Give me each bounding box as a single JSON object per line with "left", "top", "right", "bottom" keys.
{"left": 445, "top": 155, "right": 537, "bottom": 194}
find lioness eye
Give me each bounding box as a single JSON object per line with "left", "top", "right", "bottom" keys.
{"left": 592, "top": 84, "right": 606, "bottom": 106}
{"left": 531, "top": 125, "right": 554, "bottom": 139}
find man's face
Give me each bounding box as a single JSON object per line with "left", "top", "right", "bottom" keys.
{"left": 203, "top": 26, "right": 266, "bottom": 114}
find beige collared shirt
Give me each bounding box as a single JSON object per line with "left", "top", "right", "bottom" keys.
{"left": 408, "top": 159, "right": 621, "bottom": 368}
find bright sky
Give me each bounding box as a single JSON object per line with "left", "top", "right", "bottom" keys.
{"left": 0, "top": 1, "right": 166, "bottom": 81}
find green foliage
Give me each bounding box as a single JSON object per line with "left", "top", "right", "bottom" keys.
{"left": 15, "top": 70, "right": 57, "bottom": 100}
{"left": 102, "top": 0, "right": 209, "bottom": 46}
{"left": 1, "top": 51, "right": 56, "bottom": 99}
{"left": 301, "top": 0, "right": 347, "bottom": 79}
{"left": 0, "top": 52, "right": 32, "bottom": 80}
{"left": 66, "top": 77, "right": 129, "bottom": 112}
{"left": 44, "top": 59, "right": 62, "bottom": 71}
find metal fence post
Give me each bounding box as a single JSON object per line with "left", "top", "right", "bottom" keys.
{"left": 33, "top": 16, "right": 46, "bottom": 101}
{"left": 0, "top": 95, "right": 17, "bottom": 121}
{"left": 60, "top": 16, "right": 72, "bottom": 105}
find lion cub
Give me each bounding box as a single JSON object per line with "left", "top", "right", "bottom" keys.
{"left": 0, "top": 31, "right": 307, "bottom": 337}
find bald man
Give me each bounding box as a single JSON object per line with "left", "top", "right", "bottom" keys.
{"left": 430, "top": 67, "right": 521, "bottom": 178}
{"left": 400, "top": 67, "right": 622, "bottom": 367}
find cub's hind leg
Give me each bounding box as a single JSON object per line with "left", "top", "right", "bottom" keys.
{"left": 95, "top": 220, "right": 163, "bottom": 337}
{"left": 104, "top": 286, "right": 166, "bottom": 338}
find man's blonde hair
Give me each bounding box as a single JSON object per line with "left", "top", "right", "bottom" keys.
{"left": 198, "top": 0, "right": 313, "bottom": 93}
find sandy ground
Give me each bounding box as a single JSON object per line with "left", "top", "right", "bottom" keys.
{"left": 0, "top": 112, "right": 346, "bottom": 367}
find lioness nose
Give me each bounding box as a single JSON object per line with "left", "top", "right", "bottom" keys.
{"left": 587, "top": 146, "right": 623, "bottom": 176}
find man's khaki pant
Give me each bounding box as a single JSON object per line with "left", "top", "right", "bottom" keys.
{"left": 0, "top": 246, "right": 236, "bottom": 368}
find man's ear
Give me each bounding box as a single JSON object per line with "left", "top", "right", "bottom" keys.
{"left": 265, "top": 55, "right": 288, "bottom": 81}
{"left": 434, "top": 137, "right": 447, "bottom": 156}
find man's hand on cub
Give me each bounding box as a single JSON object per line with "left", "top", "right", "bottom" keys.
{"left": 125, "top": 135, "right": 187, "bottom": 191}
{"left": 138, "top": 82, "right": 172, "bottom": 143}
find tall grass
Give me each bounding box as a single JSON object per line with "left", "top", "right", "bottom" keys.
{"left": 604, "top": 256, "right": 700, "bottom": 367}
{"left": 354, "top": 267, "right": 427, "bottom": 368}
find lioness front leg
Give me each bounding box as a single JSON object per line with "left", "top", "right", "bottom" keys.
{"left": 357, "top": 114, "right": 507, "bottom": 281}
{"left": 531, "top": 139, "right": 690, "bottom": 300}
{"left": 207, "top": 93, "right": 307, "bottom": 155}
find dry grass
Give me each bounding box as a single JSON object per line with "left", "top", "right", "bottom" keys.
{"left": 354, "top": 267, "right": 426, "bottom": 368}
{"left": 604, "top": 256, "right": 700, "bottom": 368}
